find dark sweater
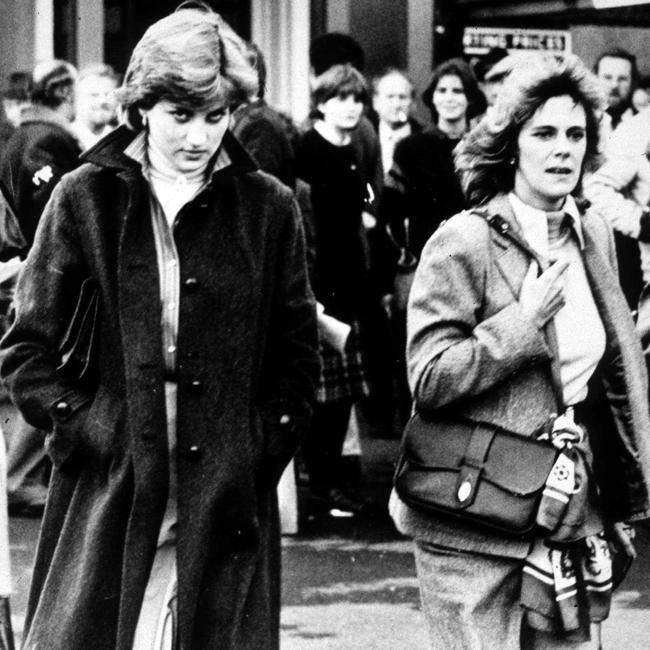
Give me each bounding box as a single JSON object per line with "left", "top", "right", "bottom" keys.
{"left": 379, "top": 125, "right": 466, "bottom": 259}
{"left": 296, "top": 127, "right": 371, "bottom": 321}
{"left": 0, "top": 107, "right": 81, "bottom": 247}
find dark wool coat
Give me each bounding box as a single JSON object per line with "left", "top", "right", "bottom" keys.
{"left": 379, "top": 126, "right": 466, "bottom": 259}
{"left": 231, "top": 99, "right": 296, "bottom": 189}
{"left": 0, "top": 126, "right": 319, "bottom": 649}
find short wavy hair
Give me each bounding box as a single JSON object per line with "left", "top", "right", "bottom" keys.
{"left": 455, "top": 54, "right": 606, "bottom": 206}
{"left": 421, "top": 58, "right": 485, "bottom": 123}
{"left": 312, "top": 64, "right": 369, "bottom": 110}
{"left": 117, "top": 5, "right": 258, "bottom": 131}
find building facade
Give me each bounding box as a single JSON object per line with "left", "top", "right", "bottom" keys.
{"left": 1, "top": 1, "right": 649, "bottom": 123}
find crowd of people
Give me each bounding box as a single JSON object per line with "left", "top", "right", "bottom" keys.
{"left": 0, "top": 1, "right": 649, "bottom": 648}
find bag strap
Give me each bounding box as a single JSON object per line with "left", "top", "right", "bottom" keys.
{"left": 463, "top": 423, "right": 497, "bottom": 470}
{"left": 455, "top": 423, "right": 498, "bottom": 507}
{"left": 470, "top": 209, "right": 567, "bottom": 413}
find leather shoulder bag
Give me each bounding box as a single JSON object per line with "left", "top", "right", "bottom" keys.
{"left": 394, "top": 413, "right": 558, "bottom": 536}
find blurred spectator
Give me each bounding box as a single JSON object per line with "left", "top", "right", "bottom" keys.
{"left": 231, "top": 43, "right": 296, "bottom": 188}
{"left": 1, "top": 72, "right": 30, "bottom": 128}
{"left": 296, "top": 64, "right": 372, "bottom": 516}
{"left": 474, "top": 46, "right": 509, "bottom": 109}
{"left": 594, "top": 48, "right": 638, "bottom": 130}
{"left": 309, "top": 32, "right": 382, "bottom": 197}
{"left": 1, "top": 60, "right": 80, "bottom": 245}
{"left": 308, "top": 32, "right": 394, "bottom": 444}
{"left": 369, "top": 68, "right": 422, "bottom": 179}
{"left": 380, "top": 58, "right": 483, "bottom": 260}
{"left": 584, "top": 107, "right": 650, "bottom": 310}
{"left": 0, "top": 105, "right": 13, "bottom": 158}
{"left": 481, "top": 53, "right": 523, "bottom": 119}
{"left": 72, "top": 63, "right": 119, "bottom": 149}
{"left": 0, "top": 59, "right": 81, "bottom": 516}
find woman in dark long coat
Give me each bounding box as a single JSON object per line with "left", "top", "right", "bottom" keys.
{"left": 0, "top": 6, "right": 318, "bottom": 649}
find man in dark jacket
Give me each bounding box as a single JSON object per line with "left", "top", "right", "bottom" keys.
{"left": 231, "top": 43, "right": 297, "bottom": 189}
{"left": 0, "top": 59, "right": 81, "bottom": 515}
{"left": 1, "top": 60, "right": 81, "bottom": 247}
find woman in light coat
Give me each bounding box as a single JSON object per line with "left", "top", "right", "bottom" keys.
{"left": 0, "top": 6, "right": 318, "bottom": 649}
{"left": 391, "top": 54, "right": 650, "bottom": 649}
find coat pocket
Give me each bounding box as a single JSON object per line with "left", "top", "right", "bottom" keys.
{"left": 257, "top": 408, "right": 302, "bottom": 489}
{"left": 82, "top": 388, "right": 125, "bottom": 465}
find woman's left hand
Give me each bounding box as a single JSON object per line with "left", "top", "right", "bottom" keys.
{"left": 612, "top": 521, "right": 637, "bottom": 559}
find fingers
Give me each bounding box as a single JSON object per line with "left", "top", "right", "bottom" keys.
{"left": 519, "top": 259, "right": 569, "bottom": 327}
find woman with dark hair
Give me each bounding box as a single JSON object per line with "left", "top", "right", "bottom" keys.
{"left": 0, "top": 5, "right": 318, "bottom": 649}
{"left": 296, "top": 64, "right": 373, "bottom": 515}
{"left": 379, "top": 57, "right": 485, "bottom": 260}
{"left": 391, "top": 53, "right": 650, "bottom": 648}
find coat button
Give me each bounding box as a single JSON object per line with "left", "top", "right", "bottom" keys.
{"left": 189, "top": 379, "right": 203, "bottom": 393}
{"left": 184, "top": 277, "right": 199, "bottom": 292}
{"left": 186, "top": 444, "right": 202, "bottom": 460}
{"left": 54, "top": 401, "right": 71, "bottom": 417}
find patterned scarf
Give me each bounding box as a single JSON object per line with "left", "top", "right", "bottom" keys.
{"left": 522, "top": 535, "right": 612, "bottom": 641}
{"left": 521, "top": 412, "right": 612, "bottom": 641}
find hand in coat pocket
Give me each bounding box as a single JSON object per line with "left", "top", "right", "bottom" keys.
{"left": 258, "top": 411, "right": 303, "bottom": 489}
{"left": 45, "top": 398, "right": 92, "bottom": 470}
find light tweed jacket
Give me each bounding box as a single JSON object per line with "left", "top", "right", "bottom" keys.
{"left": 391, "top": 193, "right": 650, "bottom": 558}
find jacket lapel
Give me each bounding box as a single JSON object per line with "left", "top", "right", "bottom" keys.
{"left": 480, "top": 194, "right": 565, "bottom": 409}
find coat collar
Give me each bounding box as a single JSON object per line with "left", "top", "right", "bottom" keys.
{"left": 476, "top": 193, "right": 589, "bottom": 268}
{"left": 18, "top": 104, "right": 71, "bottom": 128}
{"left": 81, "top": 124, "right": 258, "bottom": 177}
{"left": 18, "top": 104, "right": 79, "bottom": 141}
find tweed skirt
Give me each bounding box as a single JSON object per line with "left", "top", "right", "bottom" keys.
{"left": 413, "top": 541, "right": 599, "bottom": 650}
{"left": 316, "top": 320, "right": 371, "bottom": 404}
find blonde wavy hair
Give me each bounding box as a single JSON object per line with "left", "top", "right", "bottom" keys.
{"left": 455, "top": 53, "right": 606, "bottom": 206}
{"left": 117, "top": 5, "right": 258, "bottom": 131}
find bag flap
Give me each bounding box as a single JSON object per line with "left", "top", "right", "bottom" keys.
{"left": 402, "top": 413, "right": 556, "bottom": 496}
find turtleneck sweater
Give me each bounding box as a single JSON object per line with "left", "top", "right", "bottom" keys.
{"left": 146, "top": 135, "right": 207, "bottom": 226}
{"left": 508, "top": 193, "right": 606, "bottom": 406}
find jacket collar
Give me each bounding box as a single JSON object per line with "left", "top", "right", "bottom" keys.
{"left": 477, "top": 193, "right": 587, "bottom": 265}
{"left": 507, "top": 192, "right": 585, "bottom": 252}
{"left": 81, "top": 124, "right": 258, "bottom": 177}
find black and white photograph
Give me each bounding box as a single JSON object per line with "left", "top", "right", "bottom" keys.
{"left": 1, "top": 1, "right": 650, "bottom": 648}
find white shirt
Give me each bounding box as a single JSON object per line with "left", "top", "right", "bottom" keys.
{"left": 378, "top": 120, "right": 412, "bottom": 176}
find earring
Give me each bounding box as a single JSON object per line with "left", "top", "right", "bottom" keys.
{"left": 141, "top": 114, "right": 148, "bottom": 128}
{"left": 509, "top": 157, "right": 516, "bottom": 166}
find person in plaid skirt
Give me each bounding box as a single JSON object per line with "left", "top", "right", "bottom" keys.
{"left": 296, "top": 64, "right": 375, "bottom": 516}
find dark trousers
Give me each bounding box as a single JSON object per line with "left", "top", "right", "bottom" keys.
{"left": 303, "top": 400, "right": 352, "bottom": 491}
